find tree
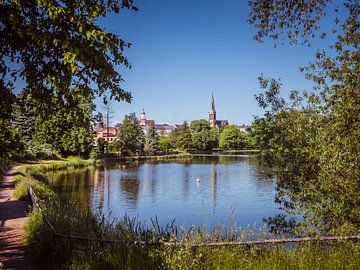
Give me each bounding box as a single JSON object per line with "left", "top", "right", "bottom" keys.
{"left": 190, "top": 119, "right": 212, "bottom": 150}
{"left": 209, "top": 128, "right": 219, "bottom": 149}
{"left": 115, "top": 113, "right": 144, "bottom": 156}
{"left": 0, "top": 80, "right": 21, "bottom": 159}
{"left": 12, "top": 92, "right": 36, "bottom": 142}
{"left": 249, "top": 1, "right": 360, "bottom": 233}
{"left": 34, "top": 87, "right": 95, "bottom": 155}
{"left": 176, "top": 121, "right": 192, "bottom": 150}
{"left": 159, "top": 137, "right": 172, "bottom": 152}
{"left": 169, "top": 128, "right": 181, "bottom": 149}
{"left": 1, "top": 0, "right": 136, "bottom": 107}
{"left": 190, "top": 119, "right": 210, "bottom": 133}
{"left": 0, "top": 119, "right": 21, "bottom": 159}
{"left": 219, "top": 125, "right": 245, "bottom": 150}
{"left": 96, "top": 138, "right": 106, "bottom": 156}
{"left": 248, "top": 0, "right": 337, "bottom": 45}
{"left": 144, "top": 123, "right": 159, "bottom": 154}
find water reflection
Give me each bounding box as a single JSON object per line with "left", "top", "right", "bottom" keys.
{"left": 120, "top": 175, "right": 140, "bottom": 209}
{"left": 48, "top": 155, "right": 280, "bottom": 228}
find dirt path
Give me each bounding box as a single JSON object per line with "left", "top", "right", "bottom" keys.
{"left": 0, "top": 167, "right": 34, "bottom": 270}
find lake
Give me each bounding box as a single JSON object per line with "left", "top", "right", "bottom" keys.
{"left": 47, "top": 154, "right": 281, "bottom": 229}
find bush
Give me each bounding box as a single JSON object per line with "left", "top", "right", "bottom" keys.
{"left": 25, "top": 140, "right": 59, "bottom": 160}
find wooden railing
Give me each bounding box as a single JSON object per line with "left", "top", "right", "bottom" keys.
{"left": 27, "top": 185, "right": 360, "bottom": 247}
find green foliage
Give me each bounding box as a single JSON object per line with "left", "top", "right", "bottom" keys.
{"left": 190, "top": 119, "right": 210, "bottom": 133}
{"left": 96, "top": 138, "right": 106, "bottom": 155}
{"left": 209, "top": 128, "right": 220, "bottom": 149}
{"left": 190, "top": 119, "right": 216, "bottom": 151}
{"left": 248, "top": 0, "right": 333, "bottom": 45}
{"left": 243, "top": 130, "right": 256, "bottom": 149}
{"left": 12, "top": 92, "right": 35, "bottom": 142}
{"left": 175, "top": 121, "right": 192, "bottom": 151}
{"left": 0, "top": 81, "right": 22, "bottom": 159}
{"left": 250, "top": 1, "right": 360, "bottom": 233}
{"left": 144, "top": 123, "right": 159, "bottom": 154}
{"left": 0, "top": 0, "right": 136, "bottom": 105}
{"left": 24, "top": 140, "right": 58, "bottom": 160}
{"left": 158, "top": 137, "right": 172, "bottom": 151}
{"left": 219, "top": 125, "right": 245, "bottom": 150}
{"left": 89, "top": 148, "right": 98, "bottom": 160}
{"left": 115, "top": 113, "right": 144, "bottom": 155}
{"left": 0, "top": 119, "right": 22, "bottom": 159}
{"left": 34, "top": 88, "right": 94, "bottom": 155}
{"left": 249, "top": 117, "right": 275, "bottom": 150}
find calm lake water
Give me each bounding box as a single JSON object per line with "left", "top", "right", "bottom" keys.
{"left": 47, "top": 155, "right": 281, "bottom": 229}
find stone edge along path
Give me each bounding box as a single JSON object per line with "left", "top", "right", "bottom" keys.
{"left": 0, "top": 167, "right": 35, "bottom": 270}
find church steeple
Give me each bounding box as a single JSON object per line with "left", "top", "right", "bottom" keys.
{"left": 210, "top": 92, "right": 216, "bottom": 112}
{"left": 209, "top": 92, "right": 217, "bottom": 128}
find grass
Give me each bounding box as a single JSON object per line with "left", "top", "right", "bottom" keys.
{"left": 13, "top": 156, "right": 96, "bottom": 200}
{"left": 24, "top": 199, "right": 360, "bottom": 270}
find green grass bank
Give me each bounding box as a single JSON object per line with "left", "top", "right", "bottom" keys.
{"left": 13, "top": 156, "right": 96, "bottom": 200}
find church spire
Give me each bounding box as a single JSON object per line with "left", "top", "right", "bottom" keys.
{"left": 210, "top": 92, "right": 216, "bottom": 112}
{"left": 209, "top": 92, "right": 217, "bottom": 128}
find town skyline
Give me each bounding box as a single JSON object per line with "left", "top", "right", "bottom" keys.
{"left": 102, "top": 92, "right": 250, "bottom": 127}
{"left": 94, "top": 0, "right": 333, "bottom": 125}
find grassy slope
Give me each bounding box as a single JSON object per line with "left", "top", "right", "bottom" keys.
{"left": 13, "top": 156, "right": 96, "bottom": 200}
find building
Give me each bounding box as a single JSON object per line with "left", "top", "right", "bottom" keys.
{"left": 209, "top": 93, "right": 228, "bottom": 129}
{"left": 139, "top": 109, "right": 178, "bottom": 136}
{"left": 93, "top": 117, "right": 118, "bottom": 145}
{"left": 236, "top": 124, "right": 251, "bottom": 132}
{"left": 139, "top": 109, "right": 155, "bottom": 127}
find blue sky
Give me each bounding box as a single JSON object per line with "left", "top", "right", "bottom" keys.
{"left": 96, "top": 0, "right": 338, "bottom": 125}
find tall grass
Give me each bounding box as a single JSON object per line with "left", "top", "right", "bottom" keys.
{"left": 24, "top": 199, "right": 360, "bottom": 270}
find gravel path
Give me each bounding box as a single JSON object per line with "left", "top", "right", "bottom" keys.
{"left": 0, "top": 167, "right": 35, "bottom": 270}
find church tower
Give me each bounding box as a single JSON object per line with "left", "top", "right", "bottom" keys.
{"left": 209, "top": 93, "right": 217, "bottom": 128}
{"left": 140, "top": 108, "right": 146, "bottom": 126}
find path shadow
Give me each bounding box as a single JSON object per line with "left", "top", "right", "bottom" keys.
{"left": 0, "top": 200, "right": 30, "bottom": 227}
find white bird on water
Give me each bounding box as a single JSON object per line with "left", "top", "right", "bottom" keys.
{"left": 196, "top": 178, "right": 200, "bottom": 183}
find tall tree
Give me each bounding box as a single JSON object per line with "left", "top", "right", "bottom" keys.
{"left": 115, "top": 113, "right": 144, "bottom": 156}
{"left": 190, "top": 119, "right": 212, "bottom": 150}
{"left": 144, "top": 123, "right": 159, "bottom": 154}
{"left": 12, "top": 92, "right": 36, "bottom": 142}
{"left": 0, "top": 80, "right": 21, "bottom": 158}
{"left": 176, "top": 121, "right": 192, "bottom": 151}
{"left": 249, "top": 0, "right": 360, "bottom": 233}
